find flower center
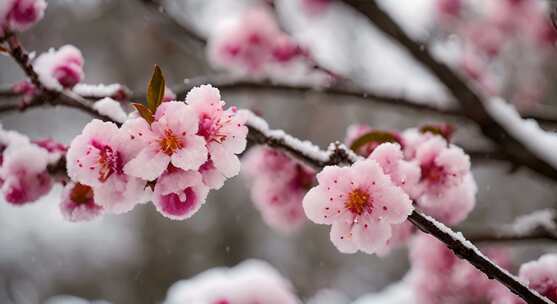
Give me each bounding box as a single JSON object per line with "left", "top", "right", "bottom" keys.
{"left": 69, "top": 183, "right": 94, "bottom": 205}
{"left": 159, "top": 129, "right": 184, "bottom": 155}
{"left": 345, "top": 188, "right": 372, "bottom": 215}
{"left": 94, "top": 143, "right": 123, "bottom": 182}
{"left": 421, "top": 161, "right": 446, "bottom": 186}
{"left": 198, "top": 114, "right": 227, "bottom": 143}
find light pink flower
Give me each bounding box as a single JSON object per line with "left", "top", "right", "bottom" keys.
{"left": 303, "top": 159, "right": 413, "bottom": 254}
{"left": 0, "top": 144, "right": 52, "bottom": 205}
{"left": 186, "top": 85, "right": 247, "bottom": 189}
{"left": 34, "top": 45, "right": 84, "bottom": 90}
{"left": 369, "top": 143, "right": 421, "bottom": 200}
{"left": 66, "top": 119, "right": 147, "bottom": 214}
{"left": 410, "top": 233, "right": 511, "bottom": 304}
{"left": 152, "top": 167, "right": 209, "bottom": 220}
{"left": 413, "top": 136, "right": 476, "bottom": 225}
{"left": 164, "top": 259, "right": 300, "bottom": 304}
{"left": 243, "top": 147, "right": 315, "bottom": 234}
{"left": 0, "top": 0, "right": 46, "bottom": 34}
{"left": 518, "top": 254, "right": 557, "bottom": 302}
{"left": 123, "top": 101, "right": 208, "bottom": 181}
{"left": 60, "top": 182, "right": 103, "bottom": 222}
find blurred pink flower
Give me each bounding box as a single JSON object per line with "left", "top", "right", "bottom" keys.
{"left": 60, "top": 182, "right": 103, "bottom": 222}
{"left": 34, "top": 45, "right": 84, "bottom": 90}
{"left": 0, "top": 0, "right": 46, "bottom": 34}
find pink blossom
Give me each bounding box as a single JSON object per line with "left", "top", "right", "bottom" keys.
{"left": 123, "top": 101, "right": 207, "bottom": 181}
{"left": 0, "top": 143, "right": 52, "bottom": 205}
{"left": 60, "top": 182, "right": 103, "bottom": 222}
{"left": 186, "top": 85, "right": 247, "bottom": 189}
{"left": 436, "top": 0, "right": 462, "bottom": 20}
{"left": 0, "top": 0, "right": 46, "bottom": 34}
{"left": 66, "top": 119, "right": 147, "bottom": 214}
{"left": 164, "top": 259, "right": 300, "bottom": 304}
{"left": 208, "top": 7, "right": 304, "bottom": 75}
{"left": 303, "top": 159, "right": 413, "bottom": 254}
{"left": 152, "top": 167, "right": 209, "bottom": 220}
{"left": 12, "top": 80, "right": 37, "bottom": 105}
{"left": 413, "top": 136, "right": 475, "bottom": 225}
{"left": 518, "top": 254, "right": 557, "bottom": 302}
{"left": 34, "top": 45, "right": 84, "bottom": 90}
{"left": 243, "top": 147, "right": 315, "bottom": 234}
{"left": 410, "top": 233, "right": 511, "bottom": 304}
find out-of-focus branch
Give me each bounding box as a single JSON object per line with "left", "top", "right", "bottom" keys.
{"left": 469, "top": 209, "right": 557, "bottom": 243}
{"left": 342, "top": 0, "right": 557, "bottom": 181}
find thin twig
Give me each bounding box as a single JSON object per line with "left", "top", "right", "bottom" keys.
{"left": 343, "top": 0, "right": 557, "bottom": 181}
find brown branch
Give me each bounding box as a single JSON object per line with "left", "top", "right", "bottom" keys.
{"left": 3, "top": 30, "right": 549, "bottom": 304}
{"left": 342, "top": 0, "right": 557, "bottom": 181}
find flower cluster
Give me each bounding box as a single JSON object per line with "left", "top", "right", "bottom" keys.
{"left": 66, "top": 85, "right": 247, "bottom": 220}
{"left": 0, "top": 125, "right": 66, "bottom": 206}
{"left": 409, "top": 233, "right": 512, "bottom": 304}
{"left": 492, "top": 254, "right": 557, "bottom": 304}
{"left": 0, "top": 0, "right": 46, "bottom": 35}
{"left": 434, "top": 0, "right": 557, "bottom": 109}
{"left": 207, "top": 6, "right": 331, "bottom": 83}
{"left": 302, "top": 123, "right": 475, "bottom": 255}
{"left": 243, "top": 146, "right": 316, "bottom": 234}
{"left": 163, "top": 259, "right": 300, "bottom": 304}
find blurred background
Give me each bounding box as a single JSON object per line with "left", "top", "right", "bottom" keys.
{"left": 1, "top": 0, "right": 557, "bottom": 303}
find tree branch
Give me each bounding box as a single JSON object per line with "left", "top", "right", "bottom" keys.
{"left": 342, "top": 0, "right": 557, "bottom": 181}
{"left": 2, "top": 30, "right": 550, "bottom": 304}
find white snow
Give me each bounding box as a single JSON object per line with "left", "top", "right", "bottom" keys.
{"left": 73, "top": 83, "right": 127, "bottom": 98}
{"left": 93, "top": 97, "right": 128, "bottom": 123}
{"left": 241, "top": 109, "right": 331, "bottom": 163}
{"left": 485, "top": 98, "right": 557, "bottom": 169}
{"left": 505, "top": 209, "right": 557, "bottom": 236}
{"left": 352, "top": 280, "right": 413, "bottom": 304}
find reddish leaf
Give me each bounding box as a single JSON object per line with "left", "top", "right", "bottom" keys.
{"left": 132, "top": 103, "right": 154, "bottom": 124}
{"left": 146, "top": 64, "right": 165, "bottom": 113}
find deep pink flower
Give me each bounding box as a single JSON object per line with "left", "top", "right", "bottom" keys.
{"left": 32, "top": 138, "right": 68, "bottom": 164}
{"left": 0, "top": 144, "right": 52, "bottom": 205}
{"left": 34, "top": 45, "right": 84, "bottom": 90}
{"left": 60, "top": 182, "right": 103, "bottom": 222}
{"left": 153, "top": 168, "right": 209, "bottom": 220}
{"left": 303, "top": 159, "right": 413, "bottom": 254}
{"left": 0, "top": 0, "right": 46, "bottom": 34}
{"left": 243, "top": 147, "right": 315, "bottom": 234}
{"left": 66, "top": 119, "right": 147, "bottom": 214}
{"left": 186, "top": 85, "right": 247, "bottom": 189}
{"left": 123, "top": 101, "right": 207, "bottom": 181}
{"left": 163, "top": 260, "right": 300, "bottom": 304}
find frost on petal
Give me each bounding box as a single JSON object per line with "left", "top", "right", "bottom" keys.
{"left": 164, "top": 259, "right": 300, "bottom": 304}
{"left": 34, "top": 45, "right": 84, "bottom": 90}
{"left": 60, "top": 182, "right": 103, "bottom": 222}
{"left": 199, "top": 159, "right": 226, "bottom": 190}
{"left": 153, "top": 169, "right": 208, "bottom": 220}
{"left": 93, "top": 174, "right": 147, "bottom": 214}
{"left": 0, "top": 143, "right": 52, "bottom": 205}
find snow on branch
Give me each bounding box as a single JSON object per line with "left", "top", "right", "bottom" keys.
{"left": 342, "top": 0, "right": 557, "bottom": 181}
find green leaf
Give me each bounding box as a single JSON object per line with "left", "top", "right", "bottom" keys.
{"left": 132, "top": 103, "right": 154, "bottom": 124}
{"left": 350, "top": 131, "right": 399, "bottom": 153}
{"left": 146, "top": 64, "right": 165, "bottom": 113}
